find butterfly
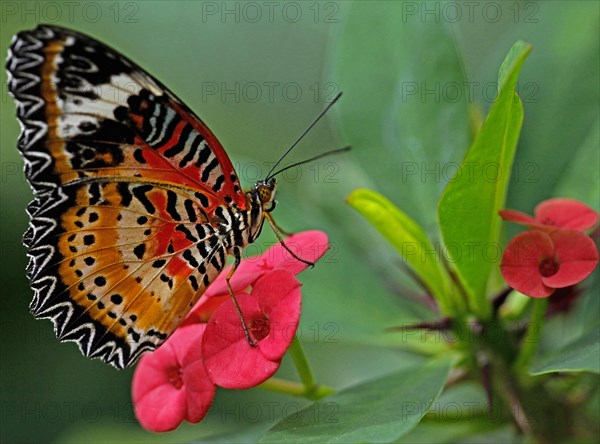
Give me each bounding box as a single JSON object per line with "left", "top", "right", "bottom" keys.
{"left": 7, "top": 24, "right": 344, "bottom": 369}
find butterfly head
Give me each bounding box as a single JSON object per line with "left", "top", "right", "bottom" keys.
{"left": 252, "top": 177, "right": 277, "bottom": 212}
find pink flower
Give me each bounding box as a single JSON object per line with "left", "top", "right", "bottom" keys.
{"left": 500, "top": 229, "right": 598, "bottom": 298}
{"left": 499, "top": 198, "right": 598, "bottom": 232}
{"left": 204, "top": 230, "right": 329, "bottom": 297}
{"left": 132, "top": 231, "right": 330, "bottom": 432}
{"left": 202, "top": 269, "right": 302, "bottom": 389}
{"left": 132, "top": 324, "right": 216, "bottom": 432}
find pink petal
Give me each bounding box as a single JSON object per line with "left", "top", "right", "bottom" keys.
{"left": 132, "top": 324, "right": 216, "bottom": 432}
{"left": 134, "top": 383, "right": 187, "bottom": 432}
{"left": 202, "top": 294, "right": 280, "bottom": 389}
{"left": 500, "top": 230, "right": 555, "bottom": 298}
{"left": 254, "top": 270, "right": 302, "bottom": 361}
{"left": 265, "top": 230, "right": 330, "bottom": 275}
{"left": 541, "top": 229, "right": 599, "bottom": 288}
{"left": 499, "top": 209, "right": 538, "bottom": 226}
{"left": 535, "top": 198, "right": 599, "bottom": 230}
{"left": 182, "top": 294, "right": 229, "bottom": 326}
{"left": 132, "top": 341, "right": 178, "bottom": 404}
{"left": 205, "top": 230, "right": 329, "bottom": 297}
{"left": 205, "top": 263, "right": 265, "bottom": 298}
{"left": 182, "top": 360, "right": 216, "bottom": 423}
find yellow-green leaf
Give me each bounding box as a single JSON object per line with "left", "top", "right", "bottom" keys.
{"left": 347, "top": 189, "right": 455, "bottom": 314}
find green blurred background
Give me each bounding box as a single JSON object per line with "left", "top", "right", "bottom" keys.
{"left": 1, "top": 1, "right": 598, "bottom": 442}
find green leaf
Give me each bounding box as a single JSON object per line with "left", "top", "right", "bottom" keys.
{"left": 438, "top": 42, "right": 532, "bottom": 318}
{"left": 531, "top": 327, "right": 600, "bottom": 375}
{"left": 259, "top": 358, "right": 454, "bottom": 444}
{"left": 330, "top": 2, "right": 470, "bottom": 231}
{"left": 347, "top": 189, "right": 455, "bottom": 314}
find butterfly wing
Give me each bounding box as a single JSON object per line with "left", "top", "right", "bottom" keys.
{"left": 7, "top": 25, "right": 244, "bottom": 368}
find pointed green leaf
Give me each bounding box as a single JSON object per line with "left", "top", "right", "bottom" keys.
{"left": 438, "top": 42, "right": 532, "bottom": 318}
{"left": 530, "top": 327, "right": 600, "bottom": 375}
{"left": 347, "top": 189, "right": 455, "bottom": 314}
{"left": 259, "top": 358, "right": 454, "bottom": 444}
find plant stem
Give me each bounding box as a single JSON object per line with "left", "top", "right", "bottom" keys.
{"left": 257, "top": 337, "right": 336, "bottom": 400}
{"left": 288, "top": 336, "right": 316, "bottom": 389}
{"left": 514, "top": 297, "right": 548, "bottom": 372}
{"left": 259, "top": 378, "right": 335, "bottom": 400}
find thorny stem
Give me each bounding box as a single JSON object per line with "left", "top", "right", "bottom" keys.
{"left": 258, "top": 336, "right": 336, "bottom": 400}
{"left": 514, "top": 297, "right": 548, "bottom": 372}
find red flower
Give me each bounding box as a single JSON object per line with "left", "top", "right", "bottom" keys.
{"left": 500, "top": 198, "right": 598, "bottom": 232}
{"left": 132, "top": 231, "right": 329, "bottom": 432}
{"left": 202, "top": 269, "right": 302, "bottom": 389}
{"left": 500, "top": 229, "right": 598, "bottom": 298}
{"left": 204, "top": 230, "right": 329, "bottom": 297}
{"left": 132, "top": 324, "right": 216, "bottom": 432}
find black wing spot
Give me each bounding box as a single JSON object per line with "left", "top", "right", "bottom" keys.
{"left": 212, "top": 175, "right": 225, "bottom": 192}
{"left": 166, "top": 190, "right": 181, "bottom": 221}
{"left": 194, "top": 192, "right": 209, "bottom": 208}
{"left": 117, "top": 182, "right": 133, "bottom": 207}
{"left": 110, "top": 294, "right": 123, "bottom": 305}
{"left": 133, "top": 185, "right": 156, "bottom": 214}
{"left": 133, "top": 244, "right": 146, "bottom": 259}
{"left": 201, "top": 158, "right": 219, "bottom": 182}
{"left": 189, "top": 275, "right": 199, "bottom": 291}
{"left": 133, "top": 148, "right": 147, "bottom": 164}
{"left": 184, "top": 199, "right": 197, "bottom": 222}
{"left": 152, "top": 259, "right": 166, "bottom": 268}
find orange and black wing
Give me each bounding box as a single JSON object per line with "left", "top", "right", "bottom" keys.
{"left": 7, "top": 25, "right": 244, "bottom": 368}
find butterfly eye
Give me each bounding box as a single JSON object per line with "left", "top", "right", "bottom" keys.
{"left": 258, "top": 185, "right": 272, "bottom": 204}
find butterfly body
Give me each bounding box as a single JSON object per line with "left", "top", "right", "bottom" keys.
{"left": 7, "top": 24, "right": 277, "bottom": 369}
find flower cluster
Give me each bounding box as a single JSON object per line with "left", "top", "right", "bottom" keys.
{"left": 132, "top": 231, "right": 329, "bottom": 432}
{"left": 500, "top": 198, "right": 598, "bottom": 298}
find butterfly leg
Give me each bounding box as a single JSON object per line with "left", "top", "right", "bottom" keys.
{"left": 268, "top": 213, "right": 294, "bottom": 236}
{"left": 227, "top": 248, "right": 258, "bottom": 347}
{"left": 265, "top": 213, "right": 314, "bottom": 268}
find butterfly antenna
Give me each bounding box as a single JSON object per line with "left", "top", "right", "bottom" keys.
{"left": 268, "top": 146, "right": 351, "bottom": 178}
{"left": 266, "top": 92, "right": 343, "bottom": 180}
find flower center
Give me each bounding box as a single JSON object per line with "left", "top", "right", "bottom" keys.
{"left": 167, "top": 367, "right": 184, "bottom": 390}
{"left": 539, "top": 216, "right": 555, "bottom": 226}
{"left": 538, "top": 257, "right": 559, "bottom": 277}
{"left": 259, "top": 257, "right": 272, "bottom": 271}
{"left": 250, "top": 318, "right": 270, "bottom": 342}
